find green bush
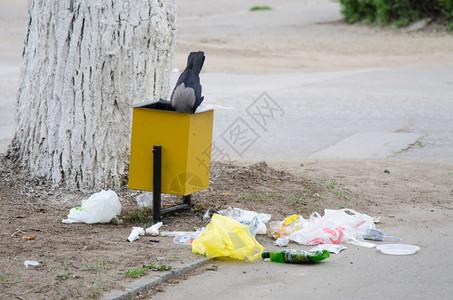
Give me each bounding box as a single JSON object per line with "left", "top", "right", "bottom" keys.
{"left": 438, "top": 0, "right": 453, "bottom": 29}
{"left": 339, "top": 0, "right": 453, "bottom": 29}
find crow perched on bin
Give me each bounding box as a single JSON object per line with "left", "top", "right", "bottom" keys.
{"left": 170, "top": 51, "right": 205, "bottom": 113}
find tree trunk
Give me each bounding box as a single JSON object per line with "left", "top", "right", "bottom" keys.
{"left": 9, "top": 0, "right": 176, "bottom": 191}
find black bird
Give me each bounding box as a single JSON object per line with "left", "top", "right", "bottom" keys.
{"left": 170, "top": 51, "right": 205, "bottom": 113}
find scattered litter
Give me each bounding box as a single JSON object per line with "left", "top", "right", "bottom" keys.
{"left": 275, "top": 236, "right": 289, "bottom": 247}
{"left": 160, "top": 229, "right": 204, "bottom": 237}
{"left": 192, "top": 214, "right": 264, "bottom": 261}
{"left": 373, "top": 216, "right": 382, "bottom": 223}
{"left": 10, "top": 229, "right": 26, "bottom": 237}
{"left": 127, "top": 223, "right": 164, "bottom": 242}
{"left": 310, "top": 244, "right": 347, "bottom": 254}
{"left": 203, "top": 207, "right": 219, "bottom": 222}
{"left": 384, "top": 169, "right": 390, "bottom": 174}
{"left": 127, "top": 227, "right": 145, "bottom": 242}
{"left": 347, "top": 238, "right": 376, "bottom": 248}
{"left": 24, "top": 260, "right": 39, "bottom": 268}
{"left": 173, "top": 235, "right": 194, "bottom": 245}
{"left": 376, "top": 244, "right": 420, "bottom": 255}
{"left": 268, "top": 214, "right": 306, "bottom": 238}
{"left": 145, "top": 222, "right": 163, "bottom": 236}
{"left": 149, "top": 239, "right": 160, "bottom": 243}
{"left": 136, "top": 192, "right": 153, "bottom": 208}
{"left": 160, "top": 229, "right": 203, "bottom": 245}
{"left": 22, "top": 235, "right": 36, "bottom": 241}
{"left": 362, "top": 228, "right": 401, "bottom": 241}
{"left": 287, "top": 209, "right": 379, "bottom": 247}
{"left": 217, "top": 207, "right": 271, "bottom": 235}
{"left": 62, "top": 190, "right": 121, "bottom": 224}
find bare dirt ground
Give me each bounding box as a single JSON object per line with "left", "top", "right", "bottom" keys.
{"left": 1, "top": 0, "right": 453, "bottom": 299}
{"left": 0, "top": 158, "right": 361, "bottom": 299}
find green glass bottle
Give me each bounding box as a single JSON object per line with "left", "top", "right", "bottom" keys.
{"left": 261, "top": 249, "right": 330, "bottom": 264}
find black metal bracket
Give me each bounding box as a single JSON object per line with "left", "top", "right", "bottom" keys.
{"left": 152, "top": 145, "right": 191, "bottom": 223}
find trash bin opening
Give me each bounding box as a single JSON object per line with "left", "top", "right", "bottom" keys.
{"left": 133, "top": 99, "right": 175, "bottom": 111}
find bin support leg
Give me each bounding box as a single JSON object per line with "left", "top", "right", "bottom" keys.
{"left": 183, "top": 194, "right": 191, "bottom": 206}
{"left": 152, "top": 146, "right": 162, "bottom": 223}
{"left": 152, "top": 145, "right": 191, "bottom": 223}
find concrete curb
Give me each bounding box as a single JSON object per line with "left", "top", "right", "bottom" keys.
{"left": 102, "top": 258, "right": 210, "bottom": 300}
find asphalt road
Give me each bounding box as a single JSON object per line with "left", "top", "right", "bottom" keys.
{"left": 3, "top": 63, "right": 453, "bottom": 162}
{"left": 151, "top": 206, "right": 453, "bottom": 300}
{"left": 186, "top": 67, "right": 453, "bottom": 164}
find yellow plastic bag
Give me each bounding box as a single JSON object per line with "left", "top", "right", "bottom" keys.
{"left": 192, "top": 214, "right": 264, "bottom": 261}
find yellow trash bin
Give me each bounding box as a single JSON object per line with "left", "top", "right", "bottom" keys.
{"left": 128, "top": 100, "right": 214, "bottom": 196}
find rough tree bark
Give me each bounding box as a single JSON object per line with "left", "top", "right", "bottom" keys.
{"left": 9, "top": 0, "right": 176, "bottom": 191}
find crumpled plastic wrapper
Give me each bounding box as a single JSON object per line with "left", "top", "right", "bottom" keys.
{"left": 127, "top": 227, "right": 145, "bottom": 242}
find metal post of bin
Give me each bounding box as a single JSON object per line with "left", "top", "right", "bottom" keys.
{"left": 182, "top": 194, "right": 191, "bottom": 207}
{"left": 152, "top": 145, "right": 162, "bottom": 222}
{"left": 152, "top": 145, "right": 192, "bottom": 223}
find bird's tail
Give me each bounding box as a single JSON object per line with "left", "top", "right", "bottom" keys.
{"left": 187, "top": 51, "right": 205, "bottom": 74}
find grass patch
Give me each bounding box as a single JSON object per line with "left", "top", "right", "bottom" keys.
{"left": 122, "top": 208, "right": 152, "bottom": 224}
{"left": 57, "top": 271, "right": 71, "bottom": 280}
{"left": 125, "top": 263, "right": 172, "bottom": 278}
{"left": 142, "top": 263, "right": 172, "bottom": 271}
{"left": 242, "top": 191, "right": 282, "bottom": 202}
{"left": 90, "top": 289, "right": 101, "bottom": 298}
{"left": 125, "top": 268, "right": 148, "bottom": 278}
{"left": 250, "top": 6, "right": 272, "bottom": 11}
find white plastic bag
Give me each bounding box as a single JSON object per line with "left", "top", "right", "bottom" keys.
{"left": 62, "top": 190, "right": 121, "bottom": 224}
{"left": 136, "top": 192, "right": 153, "bottom": 208}
{"left": 288, "top": 209, "right": 376, "bottom": 247}
{"left": 217, "top": 207, "right": 271, "bottom": 235}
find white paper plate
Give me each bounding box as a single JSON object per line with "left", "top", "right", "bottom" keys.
{"left": 376, "top": 244, "right": 420, "bottom": 255}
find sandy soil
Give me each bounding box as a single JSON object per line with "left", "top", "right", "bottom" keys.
{"left": 1, "top": 0, "right": 452, "bottom": 299}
